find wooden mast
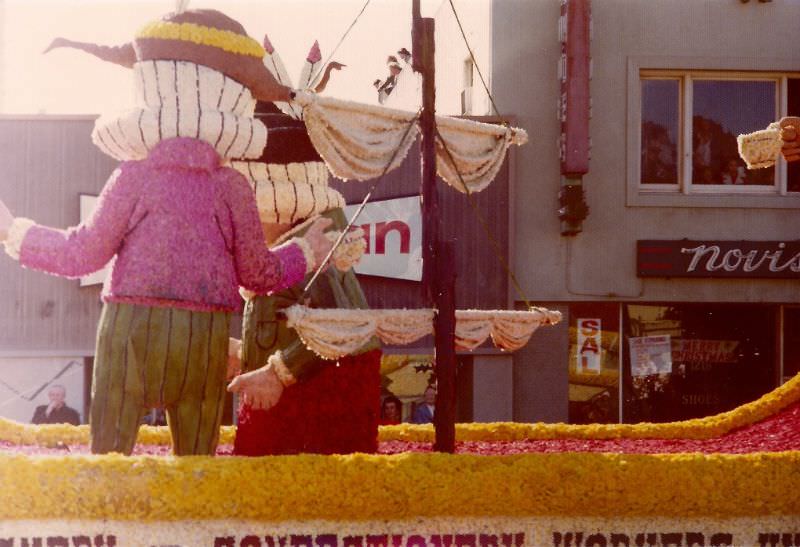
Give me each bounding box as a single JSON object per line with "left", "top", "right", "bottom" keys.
{"left": 412, "top": 0, "right": 457, "bottom": 452}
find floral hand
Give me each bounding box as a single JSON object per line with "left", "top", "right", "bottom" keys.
{"left": 303, "top": 217, "right": 334, "bottom": 270}
{"left": 227, "top": 363, "right": 284, "bottom": 411}
{"left": 0, "top": 200, "right": 13, "bottom": 242}
{"left": 779, "top": 116, "right": 800, "bottom": 163}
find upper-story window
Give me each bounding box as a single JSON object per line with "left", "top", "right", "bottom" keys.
{"left": 639, "top": 71, "right": 799, "bottom": 195}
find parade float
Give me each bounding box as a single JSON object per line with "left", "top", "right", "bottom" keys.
{"left": 0, "top": 2, "right": 798, "bottom": 546}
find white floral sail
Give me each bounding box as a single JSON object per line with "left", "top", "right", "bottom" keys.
{"left": 291, "top": 92, "right": 528, "bottom": 193}
{"left": 284, "top": 305, "right": 562, "bottom": 359}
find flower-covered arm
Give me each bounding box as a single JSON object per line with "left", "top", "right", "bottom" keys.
{"left": 223, "top": 169, "right": 309, "bottom": 294}
{"left": 7, "top": 167, "right": 139, "bottom": 277}
{"left": 271, "top": 334, "right": 331, "bottom": 385}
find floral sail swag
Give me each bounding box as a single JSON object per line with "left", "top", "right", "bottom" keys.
{"left": 284, "top": 305, "right": 562, "bottom": 359}
{"left": 292, "top": 92, "right": 528, "bottom": 193}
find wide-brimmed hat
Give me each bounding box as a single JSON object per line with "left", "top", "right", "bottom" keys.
{"left": 45, "top": 9, "right": 291, "bottom": 103}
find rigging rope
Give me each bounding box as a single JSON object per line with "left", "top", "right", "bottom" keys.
{"left": 435, "top": 125, "right": 534, "bottom": 310}
{"left": 307, "top": 0, "right": 372, "bottom": 90}
{"left": 447, "top": 0, "right": 504, "bottom": 121}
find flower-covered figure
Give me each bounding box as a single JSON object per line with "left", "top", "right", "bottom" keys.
{"left": 0, "top": 8, "right": 333, "bottom": 455}
{"left": 226, "top": 40, "right": 381, "bottom": 455}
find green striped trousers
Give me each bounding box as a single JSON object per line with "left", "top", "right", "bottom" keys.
{"left": 91, "top": 302, "right": 231, "bottom": 455}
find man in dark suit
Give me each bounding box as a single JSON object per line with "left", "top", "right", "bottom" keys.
{"left": 412, "top": 385, "right": 436, "bottom": 424}
{"left": 31, "top": 385, "right": 80, "bottom": 425}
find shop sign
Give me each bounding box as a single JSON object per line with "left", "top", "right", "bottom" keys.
{"left": 637, "top": 240, "right": 800, "bottom": 279}
{"left": 345, "top": 196, "right": 422, "bottom": 282}
{"left": 673, "top": 339, "right": 739, "bottom": 365}
{"left": 576, "top": 318, "right": 601, "bottom": 373}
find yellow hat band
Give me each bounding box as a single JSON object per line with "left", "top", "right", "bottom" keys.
{"left": 136, "top": 21, "right": 265, "bottom": 58}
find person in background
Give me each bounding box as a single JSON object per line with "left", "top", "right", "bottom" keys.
{"left": 380, "top": 395, "right": 403, "bottom": 425}
{"left": 779, "top": 116, "right": 800, "bottom": 163}
{"left": 412, "top": 385, "right": 436, "bottom": 424}
{"left": 31, "top": 385, "right": 80, "bottom": 425}
{"left": 722, "top": 157, "right": 747, "bottom": 185}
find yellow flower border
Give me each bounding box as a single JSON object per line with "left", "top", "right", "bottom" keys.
{"left": 0, "top": 451, "right": 797, "bottom": 521}
{"left": 0, "top": 374, "right": 798, "bottom": 522}
{"left": 136, "top": 21, "right": 265, "bottom": 58}
{"left": 1, "top": 372, "right": 798, "bottom": 446}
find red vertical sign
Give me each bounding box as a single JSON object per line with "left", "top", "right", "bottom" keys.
{"left": 559, "top": 0, "right": 591, "bottom": 176}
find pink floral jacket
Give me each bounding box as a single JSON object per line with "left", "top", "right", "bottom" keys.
{"left": 17, "top": 137, "right": 308, "bottom": 312}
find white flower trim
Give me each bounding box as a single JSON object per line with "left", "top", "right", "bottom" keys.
{"left": 93, "top": 61, "right": 265, "bottom": 161}
{"left": 228, "top": 337, "right": 243, "bottom": 359}
{"left": 268, "top": 351, "right": 296, "bottom": 386}
{"left": 292, "top": 91, "right": 527, "bottom": 192}
{"left": 283, "top": 306, "right": 562, "bottom": 359}
{"left": 737, "top": 122, "right": 782, "bottom": 169}
{"left": 288, "top": 236, "right": 316, "bottom": 274}
{"left": 239, "top": 287, "right": 256, "bottom": 301}
{"left": 326, "top": 227, "right": 367, "bottom": 272}
{"left": 3, "top": 217, "right": 35, "bottom": 260}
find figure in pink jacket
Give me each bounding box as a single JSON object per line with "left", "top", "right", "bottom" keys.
{"left": 0, "top": 8, "right": 332, "bottom": 455}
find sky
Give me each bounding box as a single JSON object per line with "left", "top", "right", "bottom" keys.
{"left": 0, "top": 0, "right": 445, "bottom": 114}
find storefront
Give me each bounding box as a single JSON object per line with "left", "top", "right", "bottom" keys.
{"left": 565, "top": 301, "right": 799, "bottom": 425}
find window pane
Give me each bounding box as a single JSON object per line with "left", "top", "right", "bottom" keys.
{"left": 692, "top": 80, "right": 776, "bottom": 186}
{"left": 783, "top": 307, "right": 800, "bottom": 382}
{"left": 568, "top": 303, "right": 620, "bottom": 424}
{"left": 641, "top": 79, "right": 679, "bottom": 185}
{"left": 623, "top": 303, "right": 776, "bottom": 423}
{"left": 788, "top": 78, "right": 800, "bottom": 193}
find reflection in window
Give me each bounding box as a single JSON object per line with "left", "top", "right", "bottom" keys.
{"left": 788, "top": 78, "right": 800, "bottom": 193}
{"left": 623, "top": 304, "right": 776, "bottom": 424}
{"left": 567, "top": 303, "right": 620, "bottom": 424}
{"left": 641, "top": 79, "right": 679, "bottom": 185}
{"left": 692, "top": 80, "right": 775, "bottom": 186}
{"left": 783, "top": 307, "right": 800, "bottom": 383}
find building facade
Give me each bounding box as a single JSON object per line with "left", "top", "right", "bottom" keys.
{"left": 435, "top": 0, "right": 800, "bottom": 423}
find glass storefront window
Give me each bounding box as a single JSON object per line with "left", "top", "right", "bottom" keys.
{"left": 783, "top": 307, "right": 800, "bottom": 383}
{"left": 567, "top": 303, "right": 620, "bottom": 424}
{"left": 623, "top": 303, "right": 776, "bottom": 423}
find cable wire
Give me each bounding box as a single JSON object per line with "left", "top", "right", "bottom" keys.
{"left": 307, "top": 0, "right": 372, "bottom": 89}
{"left": 447, "top": 0, "right": 504, "bottom": 121}
{"left": 434, "top": 125, "right": 535, "bottom": 310}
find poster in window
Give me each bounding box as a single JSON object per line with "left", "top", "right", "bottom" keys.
{"left": 629, "top": 335, "right": 673, "bottom": 377}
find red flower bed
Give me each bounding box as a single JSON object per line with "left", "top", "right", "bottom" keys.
{"left": 3, "top": 402, "right": 798, "bottom": 457}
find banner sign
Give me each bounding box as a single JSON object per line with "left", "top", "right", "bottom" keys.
{"left": 1, "top": 517, "right": 796, "bottom": 547}
{"left": 345, "top": 196, "right": 422, "bottom": 281}
{"left": 576, "top": 318, "right": 601, "bottom": 373}
{"left": 637, "top": 240, "right": 800, "bottom": 279}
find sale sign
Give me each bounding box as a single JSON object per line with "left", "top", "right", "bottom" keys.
{"left": 576, "top": 318, "right": 602, "bottom": 373}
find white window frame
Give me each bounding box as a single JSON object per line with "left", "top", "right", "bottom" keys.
{"left": 627, "top": 56, "right": 800, "bottom": 209}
